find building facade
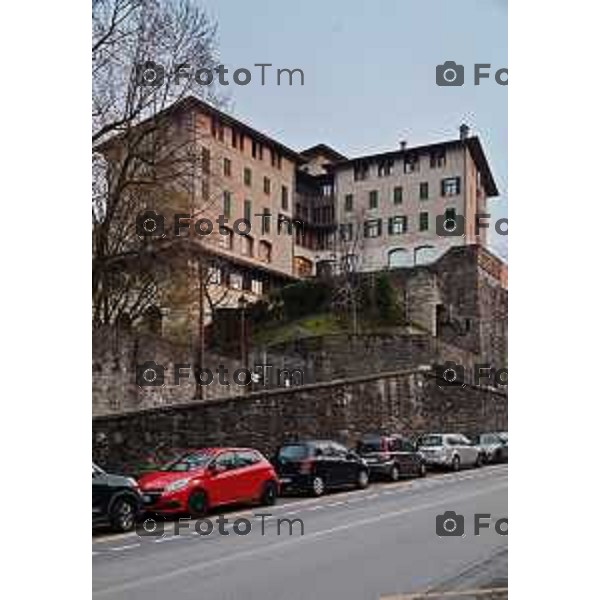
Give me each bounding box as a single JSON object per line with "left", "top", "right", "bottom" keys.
{"left": 121, "top": 97, "right": 505, "bottom": 338}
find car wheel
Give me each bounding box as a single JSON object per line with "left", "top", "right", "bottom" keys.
{"left": 110, "top": 496, "right": 137, "bottom": 533}
{"left": 260, "top": 480, "right": 277, "bottom": 506}
{"left": 356, "top": 469, "right": 369, "bottom": 489}
{"left": 188, "top": 490, "right": 208, "bottom": 518}
{"left": 311, "top": 476, "right": 325, "bottom": 497}
{"left": 390, "top": 465, "right": 400, "bottom": 482}
{"left": 494, "top": 449, "right": 502, "bottom": 463}
{"left": 475, "top": 453, "right": 482, "bottom": 468}
{"left": 451, "top": 455, "right": 461, "bottom": 471}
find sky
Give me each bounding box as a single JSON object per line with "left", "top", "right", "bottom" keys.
{"left": 200, "top": 0, "right": 507, "bottom": 259}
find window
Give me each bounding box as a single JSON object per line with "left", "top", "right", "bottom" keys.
{"left": 218, "top": 125, "right": 224, "bottom": 142}
{"left": 368, "top": 190, "right": 378, "bottom": 209}
{"left": 344, "top": 194, "right": 353, "bottom": 212}
{"left": 236, "top": 450, "right": 261, "bottom": 466}
{"left": 441, "top": 177, "right": 461, "bottom": 196}
{"left": 241, "top": 235, "right": 253, "bottom": 257}
{"left": 262, "top": 208, "right": 271, "bottom": 234}
{"left": 430, "top": 150, "right": 446, "bottom": 168}
{"left": 419, "top": 212, "right": 429, "bottom": 231}
{"left": 322, "top": 183, "right": 333, "bottom": 196}
{"left": 251, "top": 279, "right": 263, "bottom": 295}
{"left": 419, "top": 182, "right": 429, "bottom": 200}
{"left": 244, "top": 167, "right": 252, "bottom": 186}
{"left": 444, "top": 207, "right": 457, "bottom": 226}
{"left": 404, "top": 156, "right": 419, "bottom": 173}
{"left": 214, "top": 452, "right": 237, "bottom": 469}
{"left": 239, "top": 134, "right": 245, "bottom": 152}
{"left": 219, "top": 227, "right": 233, "bottom": 250}
{"left": 244, "top": 199, "right": 252, "bottom": 223}
{"left": 223, "top": 158, "right": 231, "bottom": 177}
{"left": 252, "top": 140, "right": 258, "bottom": 159}
{"left": 201, "top": 179, "right": 209, "bottom": 201}
{"left": 339, "top": 223, "right": 354, "bottom": 241}
{"left": 230, "top": 273, "right": 243, "bottom": 290}
{"left": 232, "top": 129, "right": 238, "bottom": 148}
{"left": 207, "top": 266, "right": 222, "bottom": 285}
{"left": 263, "top": 177, "right": 271, "bottom": 195}
{"left": 364, "top": 218, "right": 382, "bottom": 238}
{"left": 353, "top": 162, "right": 369, "bottom": 181}
{"left": 281, "top": 185, "right": 289, "bottom": 210}
{"left": 223, "top": 191, "right": 232, "bottom": 218}
{"left": 258, "top": 240, "right": 272, "bottom": 262}
{"left": 389, "top": 216, "right": 408, "bottom": 235}
{"left": 377, "top": 160, "right": 392, "bottom": 177}
{"left": 258, "top": 144, "right": 263, "bottom": 160}
{"left": 201, "top": 147, "right": 210, "bottom": 173}
{"left": 393, "top": 186, "right": 403, "bottom": 205}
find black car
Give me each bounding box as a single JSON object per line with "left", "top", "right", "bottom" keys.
{"left": 273, "top": 440, "right": 369, "bottom": 496}
{"left": 356, "top": 434, "right": 426, "bottom": 481}
{"left": 92, "top": 463, "right": 142, "bottom": 532}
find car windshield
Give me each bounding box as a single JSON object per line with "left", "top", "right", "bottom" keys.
{"left": 357, "top": 440, "right": 382, "bottom": 453}
{"left": 161, "top": 452, "right": 213, "bottom": 472}
{"left": 419, "top": 435, "right": 443, "bottom": 447}
{"left": 278, "top": 445, "right": 309, "bottom": 461}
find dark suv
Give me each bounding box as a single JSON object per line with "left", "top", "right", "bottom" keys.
{"left": 273, "top": 440, "right": 369, "bottom": 496}
{"left": 356, "top": 434, "right": 426, "bottom": 481}
{"left": 92, "top": 463, "right": 142, "bottom": 532}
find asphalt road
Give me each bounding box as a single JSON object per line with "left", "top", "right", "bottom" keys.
{"left": 93, "top": 464, "right": 508, "bottom": 600}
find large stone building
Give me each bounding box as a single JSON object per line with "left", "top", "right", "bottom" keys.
{"left": 105, "top": 97, "right": 506, "bottom": 339}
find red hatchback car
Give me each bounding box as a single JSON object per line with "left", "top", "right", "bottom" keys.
{"left": 138, "top": 447, "right": 278, "bottom": 516}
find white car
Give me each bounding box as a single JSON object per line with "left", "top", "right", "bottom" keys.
{"left": 417, "top": 433, "right": 483, "bottom": 470}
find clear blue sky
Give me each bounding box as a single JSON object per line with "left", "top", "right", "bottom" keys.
{"left": 201, "top": 0, "right": 507, "bottom": 259}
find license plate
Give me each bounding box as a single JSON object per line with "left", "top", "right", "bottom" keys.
{"left": 142, "top": 494, "right": 155, "bottom": 503}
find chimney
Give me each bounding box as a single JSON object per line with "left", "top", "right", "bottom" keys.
{"left": 399, "top": 140, "right": 407, "bottom": 151}
{"left": 459, "top": 124, "right": 470, "bottom": 140}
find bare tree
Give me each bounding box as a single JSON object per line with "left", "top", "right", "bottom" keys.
{"left": 92, "top": 0, "right": 225, "bottom": 327}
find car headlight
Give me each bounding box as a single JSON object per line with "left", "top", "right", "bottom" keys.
{"left": 165, "top": 478, "right": 191, "bottom": 492}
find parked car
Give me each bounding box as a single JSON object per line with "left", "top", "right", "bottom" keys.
{"left": 273, "top": 440, "right": 369, "bottom": 496}
{"left": 355, "top": 434, "right": 426, "bottom": 481}
{"left": 138, "top": 448, "right": 278, "bottom": 517}
{"left": 474, "top": 432, "right": 508, "bottom": 463}
{"left": 416, "top": 433, "right": 483, "bottom": 471}
{"left": 92, "top": 462, "right": 142, "bottom": 532}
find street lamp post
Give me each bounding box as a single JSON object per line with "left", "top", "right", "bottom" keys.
{"left": 238, "top": 294, "right": 248, "bottom": 370}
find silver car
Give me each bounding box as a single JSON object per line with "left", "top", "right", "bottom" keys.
{"left": 417, "top": 433, "right": 482, "bottom": 470}
{"left": 474, "top": 432, "right": 508, "bottom": 463}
